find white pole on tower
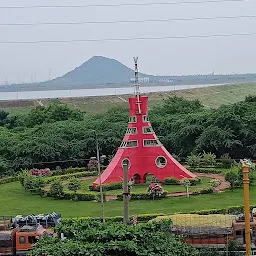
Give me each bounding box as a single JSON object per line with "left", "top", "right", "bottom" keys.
{"left": 133, "top": 57, "right": 142, "bottom": 114}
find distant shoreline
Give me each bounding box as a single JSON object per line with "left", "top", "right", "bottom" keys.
{"left": 1, "top": 74, "right": 256, "bottom": 93}
{"left": 0, "top": 83, "right": 233, "bottom": 101}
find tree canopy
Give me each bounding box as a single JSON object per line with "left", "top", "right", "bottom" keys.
{"left": 0, "top": 96, "right": 255, "bottom": 177}
{"left": 30, "top": 219, "right": 199, "bottom": 256}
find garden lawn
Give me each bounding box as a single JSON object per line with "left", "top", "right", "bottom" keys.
{"left": 0, "top": 181, "right": 256, "bottom": 218}
{"left": 71, "top": 177, "right": 212, "bottom": 195}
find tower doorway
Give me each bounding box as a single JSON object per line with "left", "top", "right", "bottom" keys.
{"left": 132, "top": 174, "right": 141, "bottom": 184}
{"left": 143, "top": 173, "right": 160, "bottom": 184}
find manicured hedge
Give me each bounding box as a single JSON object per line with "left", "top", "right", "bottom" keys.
{"left": 44, "top": 189, "right": 103, "bottom": 202}
{"left": 188, "top": 168, "right": 223, "bottom": 174}
{"left": 0, "top": 176, "right": 18, "bottom": 185}
{"left": 164, "top": 177, "right": 201, "bottom": 186}
{"left": 62, "top": 205, "right": 256, "bottom": 225}
{"left": 63, "top": 191, "right": 97, "bottom": 201}
{"left": 90, "top": 182, "right": 123, "bottom": 192}
{"left": 164, "top": 177, "right": 180, "bottom": 185}
{"left": 190, "top": 205, "right": 256, "bottom": 215}
{"left": 189, "top": 177, "right": 201, "bottom": 186}
{"left": 44, "top": 171, "right": 97, "bottom": 183}
{"left": 63, "top": 213, "right": 166, "bottom": 223}
{"left": 116, "top": 192, "right": 167, "bottom": 201}
{"left": 191, "top": 187, "right": 213, "bottom": 195}
{"left": 50, "top": 167, "right": 89, "bottom": 176}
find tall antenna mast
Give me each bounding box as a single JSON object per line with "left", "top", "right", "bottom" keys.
{"left": 134, "top": 57, "right": 140, "bottom": 96}
{"left": 133, "top": 57, "right": 142, "bottom": 114}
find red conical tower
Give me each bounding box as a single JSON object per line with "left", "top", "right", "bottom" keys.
{"left": 93, "top": 58, "right": 196, "bottom": 186}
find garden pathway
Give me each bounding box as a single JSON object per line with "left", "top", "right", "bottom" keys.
{"left": 193, "top": 173, "right": 230, "bottom": 192}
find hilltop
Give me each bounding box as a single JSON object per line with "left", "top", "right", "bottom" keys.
{"left": 0, "top": 56, "right": 149, "bottom": 92}
{"left": 44, "top": 56, "right": 149, "bottom": 86}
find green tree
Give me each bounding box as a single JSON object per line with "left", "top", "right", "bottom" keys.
{"left": 24, "top": 104, "right": 84, "bottom": 127}
{"left": 0, "top": 157, "right": 8, "bottom": 177}
{"left": 245, "top": 94, "right": 256, "bottom": 102}
{"left": 30, "top": 219, "right": 199, "bottom": 256}
{"left": 0, "top": 110, "right": 9, "bottom": 126}
{"left": 1, "top": 97, "right": 256, "bottom": 175}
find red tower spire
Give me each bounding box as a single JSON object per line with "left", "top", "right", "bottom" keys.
{"left": 93, "top": 58, "right": 196, "bottom": 186}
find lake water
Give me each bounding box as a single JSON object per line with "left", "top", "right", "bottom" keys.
{"left": 0, "top": 83, "right": 226, "bottom": 101}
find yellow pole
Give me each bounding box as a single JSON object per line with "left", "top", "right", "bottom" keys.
{"left": 242, "top": 163, "right": 251, "bottom": 256}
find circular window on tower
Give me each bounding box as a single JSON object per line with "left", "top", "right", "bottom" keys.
{"left": 155, "top": 156, "right": 167, "bottom": 168}
{"left": 121, "top": 158, "right": 131, "bottom": 169}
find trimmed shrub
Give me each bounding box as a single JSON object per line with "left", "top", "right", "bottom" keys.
{"left": 209, "top": 179, "right": 221, "bottom": 188}
{"left": 50, "top": 179, "right": 64, "bottom": 199}
{"left": 61, "top": 206, "right": 256, "bottom": 223}
{"left": 91, "top": 182, "right": 123, "bottom": 192}
{"left": 63, "top": 191, "right": 96, "bottom": 201}
{"left": 189, "top": 168, "right": 223, "bottom": 174}
{"left": 189, "top": 208, "right": 227, "bottom": 215}
{"left": 191, "top": 205, "right": 256, "bottom": 215}
{"left": 164, "top": 177, "right": 201, "bottom": 186}
{"left": 0, "top": 176, "right": 18, "bottom": 185}
{"left": 116, "top": 192, "right": 167, "bottom": 201}
{"left": 44, "top": 189, "right": 101, "bottom": 202}
{"left": 225, "top": 170, "right": 238, "bottom": 190}
{"left": 188, "top": 177, "right": 201, "bottom": 186}
{"left": 19, "top": 173, "right": 45, "bottom": 196}
{"left": 18, "top": 170, "right": 30, "bottom": 186}
{"left": 67, "top": 177, "right": 81, "bottom": 195}
{"left": 164, "top": 177, "right": 180, "bottom": 185}
{"left": 63, "top": 213, "right": 166, "bottom": 223}
{"left": 50, "top": 167, "right": 88, "bottom": 176}
{"left": 191, "top": 187, "right": 213, "bottom": 195}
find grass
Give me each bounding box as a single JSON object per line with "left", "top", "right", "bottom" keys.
{"left": 1, "top": 83, "right": 256, "bottom": 115}
{"left": 70, "top": 177, "right": 212, "bottom": 195}
{"left": 57, "top": 83, "right": 256, "bottom": 113}
{"left": 0, "top": 181, "right": 255, "bottom": 218}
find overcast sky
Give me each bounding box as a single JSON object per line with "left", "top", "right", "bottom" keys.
{"left": 0, "top": 0, "right": 256, "bottom": 84}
